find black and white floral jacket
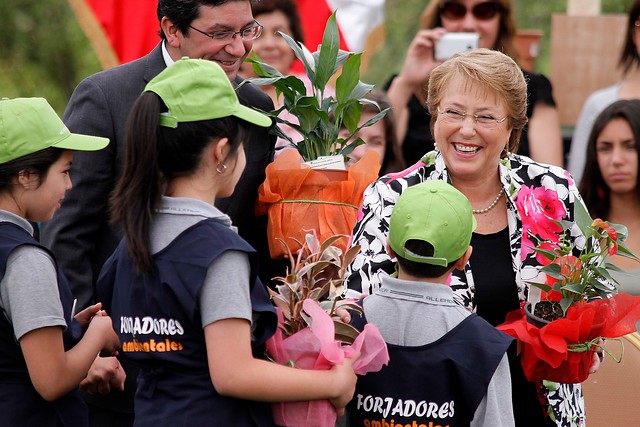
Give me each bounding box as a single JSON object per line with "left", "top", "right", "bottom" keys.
{"left": 345, "top": 150, "right": 588, "bottom": 427}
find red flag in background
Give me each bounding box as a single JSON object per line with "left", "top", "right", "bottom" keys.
{"left": 67, "top": 0, "right": 385, "bottom": 72}
{"left": 67, "top": 0, "right": 159, "bottom": 69}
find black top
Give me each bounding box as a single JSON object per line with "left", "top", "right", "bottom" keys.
{"left": 470, "top": 227, "right": 555, "bottom": 427}
{"left": 385, "top": 70, "right": 556, "bottom": 165}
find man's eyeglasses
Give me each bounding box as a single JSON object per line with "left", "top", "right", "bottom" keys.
{"left": 436, "top": 106, "right": 507, "bottom": 129}
{"left": 188, "top": 21, "right": 263, "bottom": 43}
{"left": 440, "top": 1, "right": 502, "bottom": 21}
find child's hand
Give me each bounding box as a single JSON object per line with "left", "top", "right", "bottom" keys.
{"left": 88, "top": 314, "right": 121, "bottom": 357}
{"left": 74, "top": 302, "right": 103, "bottom": 331}
{"left": 80, "top": 356, "right": 126, "bottom": 395}
{"left": 329, "top": 353, "right": 359, "bottom": 417}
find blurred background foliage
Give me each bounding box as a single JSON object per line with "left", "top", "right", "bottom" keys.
{"left": 0, "top": 0, "right": 632, "bottom": 114}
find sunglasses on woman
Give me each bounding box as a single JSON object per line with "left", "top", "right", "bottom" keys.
{"left": 440, "top": 1, "right": 502, "bottom": 21}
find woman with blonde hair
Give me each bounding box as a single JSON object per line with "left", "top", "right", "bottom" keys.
{"left": 386, "top": 0, "right": 563, "bottom": 168}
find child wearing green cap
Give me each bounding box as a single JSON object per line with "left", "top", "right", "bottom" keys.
{"left": 0, "top": 97, "right": 121, "bottom": 426}
{"left": 348, "top": 180, "right": 515, "bottom": 427}
{"left": 96, "top": 58, "right": 358, "bottom": 426}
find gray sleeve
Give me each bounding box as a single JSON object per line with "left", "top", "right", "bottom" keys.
{"left": 198, "top": 250, "right": 252, "bottom": 327}
{"left": 0, "top": 246, "right": 66, "bottom": 341}
{"left": 470, "top": 354, "right": 515, "bottom": 427}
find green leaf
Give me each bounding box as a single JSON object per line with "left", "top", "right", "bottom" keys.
{"left": 351, "top": 82, "right": 375, "bottom": 100}
{"left": 334, "top": 321, "right": 360, "bottom": 344}
{"left": 279, "top": 32, "right": 316, "bottom": 82}
{"left": 247, "top": 54, "right": 284, "bottom": 78}
{"left": 341, "top": 103, "right": 363, "bottom": 134}
{"left": 540, "top": 263, "right": 563, "bottom": 279}
{"left": 574, "top": 196, "right": 595, "bottom": 238}
{"left": 559, "top": 297, "right": 573, "bottom": 314}
{"left": 560, "top": 282, "right": 586, "bottom": 295}
{"left": 293, "top": 96, "right": 322, "bottom": 134}
{"left": 314, "top": 12, "right": 340, "bottom": 91}
{"left": 528, "top": 281, "right": 552, "bottom": 293}
{"left": 333, "top": 50, "right": 353, "bottom": 73}
{"left": 335, "top": 53, "right": 361, "bottom": 103}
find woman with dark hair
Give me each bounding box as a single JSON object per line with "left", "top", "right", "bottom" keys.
{"left": 569, "top": 0, "right": 640, "bottom": 184}
{"left": 386, "top": 0, "right": 563, "bottom": 167}
{"left": 241, "top": 0, "right": 304, "bottom": 105}
{"left": 579, "top": 99, "right": 640, "bottom": 295}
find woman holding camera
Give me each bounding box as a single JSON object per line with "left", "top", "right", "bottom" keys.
{"left": 386, "top": 0, "right": 563, "bottom": 167}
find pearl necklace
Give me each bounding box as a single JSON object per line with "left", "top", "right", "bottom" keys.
{"left": 472, "top": 189, "right": 503, "bottom": 214}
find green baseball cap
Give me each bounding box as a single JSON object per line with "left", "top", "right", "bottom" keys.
{"left": 0, "top": 97, "right": 109, "bottom": 164}
{"left": 144, "top": 57, "right": 271, "bottom": 128}
{"left": 389, "top": 180, "right": 477, "bottom": 266}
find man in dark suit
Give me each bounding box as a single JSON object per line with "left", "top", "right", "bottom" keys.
{"left": 41, "top": 1, "right": 275, "bottom": 425}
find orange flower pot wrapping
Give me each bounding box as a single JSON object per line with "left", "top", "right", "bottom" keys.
{"left": 257, "top": 149, "right": 380, "bottom": 258}
{"left": 498, "top": 293, "right": 640, "bottom": 383}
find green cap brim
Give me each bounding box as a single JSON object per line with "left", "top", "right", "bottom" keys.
{"left": 52, "top": 132, "right": 109, "bottom": 152}
{"left": 233, "top": 104, "right": 272, "bottom": 128}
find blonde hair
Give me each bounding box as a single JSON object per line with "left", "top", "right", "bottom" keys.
{"left": 427, "top": 48, "right": 528, "bottom": 155}
{"left": 420, "top": 0, "right": 520, "bottom": 62}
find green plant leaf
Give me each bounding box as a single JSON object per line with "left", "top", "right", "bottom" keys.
{"left": 573, "top": 197, "right": 595, "bottom": 238}
{"left": 540, "top": 263, "right": 563, "bottom": 279}
{"left": 314, "top": 11, "right": 340, "bottom": 92}
{"left": 335, "top": 53, "right": 361, "bottom": 103}
{"left": 294, "top": 96, "right": 322, "bottom": 134}
{"left": 279, "top": 31, "right": 316, "bottom": 83}
{"left": 341, "top": 103, "right": 363, "bottom": 134}
{"left": 559, "top": 297, "right": 573, "bottom": 314}
{"left": 560, "top": 282, "right": 586, "bottom": 295}
{"left": 527, "top": 281, "right": 552, "bottom": 293}
{"left": 248, "top": 54, "right": 284, "bottom": 78}
{"left": 350, "top": 82, "right": 375, "bottom": 100}
{"left": 334, "top": 321, "right": 360, "bottom": 345}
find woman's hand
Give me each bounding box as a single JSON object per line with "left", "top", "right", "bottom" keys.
{"left": 397, "top": 28, "right": 447, "bottom": 89}
{"left": 387, "top": 28, "right": 446, "bottom": 144}
{"left": 588, "top": 339, "right": 606, "bottom": 375}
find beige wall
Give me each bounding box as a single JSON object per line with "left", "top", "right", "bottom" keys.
{"left": 550, "top": 14, "right": 627, "bottom": 127}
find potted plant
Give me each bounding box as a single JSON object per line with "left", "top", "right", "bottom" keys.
{"left": 245, "top": 12, "right": 388, "bottom": 258}
{"left": 498, "top": 185, "right": 640, "bottom": 385}
{"left": 265, "top": 232, "right": 389, "bottom": 427}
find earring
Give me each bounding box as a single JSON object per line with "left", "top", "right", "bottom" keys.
{"left": 216, "top": 163, "right": 227, "bottom": 174}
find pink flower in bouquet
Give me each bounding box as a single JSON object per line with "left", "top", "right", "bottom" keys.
{"left": 515, "top": 185, "right": 566, "bottom": 260}
{"left": 498, "top": 186, "right": 640, "bottom": 385}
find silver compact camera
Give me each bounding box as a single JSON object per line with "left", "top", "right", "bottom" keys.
{"left": 434, "top": 32, "right": 479, "bottom": 61}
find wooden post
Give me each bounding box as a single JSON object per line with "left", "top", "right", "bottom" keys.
{"left": 66, "top": 0, "right": 119, "bottom": 70}
{"left": 550, "top": 14, "right": 626, "bottom": 126}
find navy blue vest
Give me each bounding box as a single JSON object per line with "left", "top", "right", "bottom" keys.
{"left": 0, "top": 222, "right": 88, "bottom": 427}
{"left": 97, "top": 218, "right": 277, "bottom": 426}
{"left": 348, "top": 311, "right": 513, "bottom": 427}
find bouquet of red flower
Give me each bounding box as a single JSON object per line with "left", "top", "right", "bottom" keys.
{"left": 498, "top": 185, "right": 640, "bottom": 383}
{"left": 266, "top": 232, "right": 389, "bottom": 426}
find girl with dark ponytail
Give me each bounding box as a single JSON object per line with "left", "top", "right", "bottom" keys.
{"left": 98, "top": 58, "right": 358, "bottom": 426}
